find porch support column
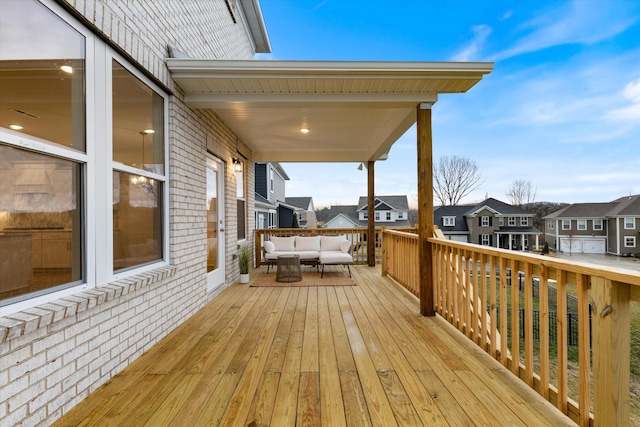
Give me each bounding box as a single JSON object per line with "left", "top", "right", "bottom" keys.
{"left": 417, "top": 103, "right": 434, "bottom": 316}
{"left": 367, "top": 161, "right": 375, "bottom": 267}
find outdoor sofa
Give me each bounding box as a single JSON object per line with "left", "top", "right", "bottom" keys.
{"left": 262, "top": 235, "right": 353, "bottom": 277}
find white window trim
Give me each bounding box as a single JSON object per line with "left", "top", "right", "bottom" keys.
{"left": 562, "top": 220, "right": 571, "bottom": 230}
{"left": 624, "top": 217, "right": 636, "bottom": 229}
{"left": 481, "top": 234, "right": 490, "bottom": 246}
{"left": 577, "top": 219, "right": 587, "bottom": 231}
{"left": 508, "top": 217, "right": 516, "bottom": 226}
{"left": 624, "top": 236, "right": 636, "bottom": 247}
{"left": 443, "top": 216, "right": 455, "bottom": 226}
{"left": 499, "top": 217, "right": 504, "bottom": 226}
{"left": 593, "top": 219, "right": 603, "bottom": 230}
{"left": 481, "top": 216, "right": 490, "bottom": 227}
{"left": 548, "top": 221, "right": 554, "bottom": 230}
{"left": 521, "top": 217, "right": 529, "bottom": 226}
{"left": 0, "top": 6, "right": 169, "bottom": 316}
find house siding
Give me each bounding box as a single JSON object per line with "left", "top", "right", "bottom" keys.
{"left": 0, "top": 1, "right": 258, "bottom": 425}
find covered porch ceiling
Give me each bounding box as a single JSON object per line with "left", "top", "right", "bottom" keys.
{"left": 166, "top": 60, "right": 493, "bottom": 162}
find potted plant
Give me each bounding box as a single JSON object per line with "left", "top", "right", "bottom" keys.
{"left": 238, "top": 246, "right": 251, "bottom": 284}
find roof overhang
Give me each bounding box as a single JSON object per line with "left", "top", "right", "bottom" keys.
{"left": 167, "top": 59, "right": 493, "bottom": 162}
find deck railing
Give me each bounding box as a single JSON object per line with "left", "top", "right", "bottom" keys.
{"left": 254, "top": 227, "right": 413, "bottom": 267}
{"left": 382, "top": 228, "right": 640, "bottom": 427}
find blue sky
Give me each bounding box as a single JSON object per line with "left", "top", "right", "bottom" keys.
{"left": 256, "top": 0, "right": 640, "bottom": 208}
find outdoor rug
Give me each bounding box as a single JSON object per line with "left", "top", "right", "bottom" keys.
{"left": 250, "top": 270, "right": 356, "bottom": 287}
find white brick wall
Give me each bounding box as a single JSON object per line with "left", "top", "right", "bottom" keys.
{"left": 0, "top": 0, "right": 259, "bottom": 424}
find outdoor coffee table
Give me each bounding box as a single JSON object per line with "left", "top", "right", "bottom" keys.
{"left": 276, "top": 254, "right": 302, "bottom": 282}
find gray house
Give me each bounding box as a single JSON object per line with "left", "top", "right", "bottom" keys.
{"left": 324, "top": 195, "right": 412, "bottom": 229}
{"left": 285, "top": 197, "right": 318, "bottom": 228}
{"left": 544, "top": 194, "right": 640, "bottom": 255}
{"left": 254, "top": 162, "right": 297, "bottom": 229}
{"left": 435, "top": 198, "right": 541, "bottom": 250}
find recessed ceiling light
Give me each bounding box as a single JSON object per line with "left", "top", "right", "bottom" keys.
{"left": 300, "top": 127, "right": 310, "bottom": 134}
{"left": 60, "top": 65, "right": 73, "bottom": 74}
{"left": 9, "top": 124, "right": 23, "bottom": 130}
{"left": 142, "top": 129, "right": 155, "bottom": 134}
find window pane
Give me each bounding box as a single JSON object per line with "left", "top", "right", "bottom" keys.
{"left": 112, "top": 60, "right": 164, "bottom": 174}
{"left": 0, "top": 144, "right": 83, "bottom": 305}
{"left": 0, "top": 0, "right": 85, "bottom": 151}
{"left": 237, "top": 199, "right": 246, "bottom": 240}
{"left": 113, "top": 171, "right": 162, "bottom": 271}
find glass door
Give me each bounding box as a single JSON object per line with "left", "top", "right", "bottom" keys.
{"left": 206, "top": 156, "right": 225, "bottom": 291}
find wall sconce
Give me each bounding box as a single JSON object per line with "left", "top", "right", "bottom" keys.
{"left": 232, "top": 157, "right": 243, "bottom": 173}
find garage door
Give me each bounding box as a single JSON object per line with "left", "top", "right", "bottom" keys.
{"left": 560, "top": 238, "right": 582, "bottom": 253}
{"left": 560, "top": 238, "right": 605, "bottom": 254}
{"left": 583, "top": 239, "right": 606, "bottom": 254}
{"left": 449, "top": 235, "right": 468, "bottom": 243}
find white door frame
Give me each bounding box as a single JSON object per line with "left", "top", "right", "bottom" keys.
{"left": 206, "top": 156, "right": 225, "bottom": 292}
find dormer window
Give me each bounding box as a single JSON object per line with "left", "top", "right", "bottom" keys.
{"left": 443, "top": 216, "right": 455, "bottom": 227}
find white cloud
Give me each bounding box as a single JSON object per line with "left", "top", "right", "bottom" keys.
{"left": 604, "top": 78, "right": 640, "bottom": 122}
{"left": 489, "top": 1, "right": 638, "bottom": 61}
{"left": 451, "top": 25, "right": 492, "bottom": 62}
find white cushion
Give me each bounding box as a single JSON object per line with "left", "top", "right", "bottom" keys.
{"left": 270, "top": 236, "right": 295, "bottom": 252}
{"left": 320, "top": 235, "right": 346, "bottom": 251}
{"left": 340, "top": 240, "right": 351, "bottom": 253}
{"left": 263, "top": 241, "right": 275, "bottom": 254}
{"left": 320, "top": 252, "right": 353, "bottom": 265}
{"left": 295, "top": 236, "right": 321, "bottom": 252}
{"left": 295, "top": 250, "right": 321, "bottom": 260}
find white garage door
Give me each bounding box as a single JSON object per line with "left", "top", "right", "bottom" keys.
{"left": 583, "top": 239, "right": 606, "bottom": 254}
{"left": 560, "top": 238, "right": 605, "bottom": 254}
{"left": 560, "top": 238, "right": 582, "bottom": 253}
{"left": 449, "top": 235, "right": 468, "bottom": 243}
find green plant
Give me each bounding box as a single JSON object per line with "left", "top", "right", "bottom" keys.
{"left": 238, "top": 246, "right": 251, "bottom": 274}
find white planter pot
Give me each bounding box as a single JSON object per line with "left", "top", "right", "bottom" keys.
{"left": 239, "top": 273, "right": 250, "bottom": 284}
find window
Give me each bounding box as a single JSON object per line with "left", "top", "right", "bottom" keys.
{"left": 0, "top": 0, "right": 168, "bottom": 309}
{"left": 562, "top": 220, "right": 571, "bottom": 230}
{"left": 443, "top": 216, "right": 455, "bottom": 227}
{"left": 624, "top": 217, "right": 636, "bottom": 229}
{"left": 499, "top": 217, "right": 504, "bottom": 226}
{"left": 269, "top": 168, "right": 274, "bottom": 192}
{"left": 386, "top": 212, "right": 391, "bottom": 221}
{"left": 362, "top": 212, "right": 368, "bottom": 220}
{"left": 593, "top": 219, "right": 603, "bottom": 230}
{"left": 577, "top": 219, "right": 587, "bottom": 231}
{"left": 521, "top": 217, "right": 529, "bottom": 226}
{"left": 508, "top": 217, "right": 516, "bottom": 226}
{"left": 624, "top": 236, "right": 636, "bottom": 247}
{"left": 481, "top": 216, "right": 490, "bottom": 227}
{"left": 548, "top": 221, "right": 554, "bottom": 230}
{"left": 237, "top": 166, "right": 245, "bottom": 240}
{"left": 375, "top": 212, "right": 381, "bottom": 221}
{"left": 112, "top": 60, "right": 165, "bottom": 271}
{"left": 481, "top": 234, "right": 490, "bottom": 246}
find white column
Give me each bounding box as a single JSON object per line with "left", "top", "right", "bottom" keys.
{"left": 521, "top": 234, "right": 525, "bottom": 251}
{"left": 536, "top": 234, "right": 539, "bottom": 250}
{"left": 508, "top": 233, "right": 513, "bottom": 250}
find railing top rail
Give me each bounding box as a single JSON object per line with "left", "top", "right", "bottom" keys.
{"left": 383, "top": 229, "right": 419, "bottom": 238}
{"left": 428, "top": 236, "right": 640, "bottom": 287}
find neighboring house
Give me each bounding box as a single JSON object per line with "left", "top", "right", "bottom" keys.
{"left": 544, "top": 194, "right": 640, "bottom": 255}
{"left": 434, "top": 198, "right": 541, "bottom": 250}
{"left": 254, "top": 162, "right": 297, "bottom": 228}
{"left": 285, "top": 196, "right": 318, "bottom": 228}
{"left": 323, "top": 195, "right": 412, "bottom": 228}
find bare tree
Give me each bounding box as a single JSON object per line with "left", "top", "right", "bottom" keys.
{"left": 505, "top": 179, "right": 537, "bottom": 208}
{"left": 433, "top": 155, "right": 483, "bottom": 205}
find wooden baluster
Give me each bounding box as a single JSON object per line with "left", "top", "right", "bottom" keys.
{"left": 510, "top": 258, "right": 520, "bottom": 376}
{"left": 577, "top": 274, "right": 590, "bottom": 427}
{"left": 539, "top": 265, "right": 550, "bottom": 400}
{"left": 524, "top": 262, "right": 534, "bottom": 387}
{"left": 500, "top": 257, "right": 508, "bottom": 367}
{"left": 556, "top": 270, "right": 568, "bottom": 414}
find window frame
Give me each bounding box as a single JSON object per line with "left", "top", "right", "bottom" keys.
{"left": 0, "top": 3, "right": 169, "bottom": 314}
{"left": 593, "top": 219, "right": 603, "bottom": 231}
{"left": 548, "top": 221, "right": 554, "bottom": 230}
{"left": 481, "top": 234, "right": 490, "bottom": 246}
{"left": 562, "top": 220, "right": 571, "bottom": 230}
{"left": 508, "top": 216, "right": 516, "bottom": 226}
{"left": 481, "top": 216, "right": 490, "bottom": 227}
{"left": 577, "top": 219, "right": 587, "bottom": 231}
{"left": 443, "top": 216, "right": 455, "bottom": 227}
{"left": 521, "top": 217, "right": 529, "bottom": 226}
{"left": 624, "top": 217, "right": 636, "bottom": 229}
{"left": 624, "top": 236, "right": 636, "bottom": 248}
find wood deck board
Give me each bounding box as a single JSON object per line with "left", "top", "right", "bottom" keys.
{"left": 53, "top": 266, "right": 577, "bottom": 427}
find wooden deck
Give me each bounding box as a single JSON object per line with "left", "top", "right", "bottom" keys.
{"left": 54, "top": 266, "right": 576, "bottom": 426}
